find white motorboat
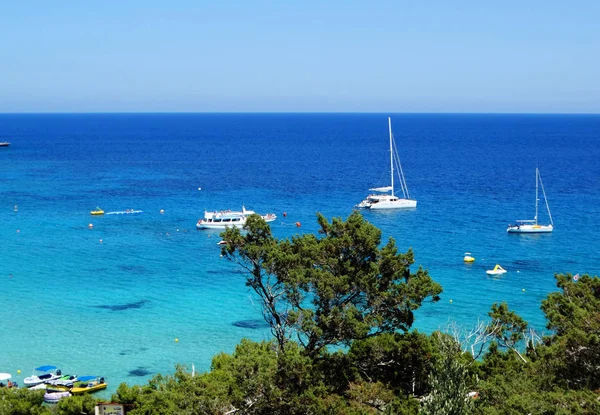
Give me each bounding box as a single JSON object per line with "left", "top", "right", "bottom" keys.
{"left": 507, "top": 168, "right": 554, "bottom": 233}
{"left": 196, "top": 206, "right": 277, "bottom": 230}
{"left": 486, "top": 264, "right": 507, "bottom": 275}
{"left": 23, "top": 365, "right": 61, "bottom": 387}
{"left": 356, "top": 117, "right": 417, "bottom": 210}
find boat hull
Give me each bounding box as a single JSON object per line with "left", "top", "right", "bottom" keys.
{"left": 196, "top": 209, "right": 276, "bottom": 230}
{"left": 507, "top": 224, "right": 553, "bottom": 233}
{"left": 367, "top": 199, "right": 417, "bottom": 210}
{"left": 71, "top": 382, "right": 107, "bottom": 395}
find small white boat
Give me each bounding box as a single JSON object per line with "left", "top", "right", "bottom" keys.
{"left": 507, "top": 168, "right": 553, "bottom": 233}
{"left": 356, "top": 117, "right": 417, "bottom": 210}
{"left": 486, "top": 264, "right": 507, "bottom": 275}
{"left": 463, "top": 253, "right": 475, "bottom": 263}
{"left": 196, "top": 206, "right": 276, "bottom": 230}
{"left": 44, "top": 391, "right": 71, "bottom": 403}
{"left": 23, "top": 366, "right": 61, "bottom": 387}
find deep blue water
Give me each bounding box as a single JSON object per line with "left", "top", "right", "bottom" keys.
{"left": 1, "top": 113, "right": 599, "bottom": 395}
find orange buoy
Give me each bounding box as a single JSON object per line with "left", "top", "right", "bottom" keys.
{"left": 295, "top": 222, "right": 301, "bottom": 227}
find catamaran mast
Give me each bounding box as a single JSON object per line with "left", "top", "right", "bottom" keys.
{"left": 388, "top": 117, "right": 394, "bottom": 197}
{"left": 535, "top": 168, "right": 539, "bottom": 225}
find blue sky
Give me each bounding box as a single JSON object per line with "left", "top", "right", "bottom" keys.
{"left": 2, "top": 1, "right": 598, "bottom": 113}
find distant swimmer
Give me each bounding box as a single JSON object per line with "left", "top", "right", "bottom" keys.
{"left": 14, "top": 205, "right": 17, "bottom": 212}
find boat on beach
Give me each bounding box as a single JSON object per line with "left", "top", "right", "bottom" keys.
{"left": 196, "top": 206, "right": 277, "bottom": 229}
{"left": 507, "top": 168, "right": 553, "bottom": 233}
{"left": 356, "top": 117, "right": 416, "bottom": 210}
{"left": 70, "top": 376, "right": 107, "bottom": 395}
{"left": 44, "top": 374, "right": 78, "bottom": 392}
{"left": 23, "top": 366, "right": 61, "bottom": 387}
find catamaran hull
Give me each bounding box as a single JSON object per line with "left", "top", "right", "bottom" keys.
{"left": 507, "top": 225, "right": 553, "bottom": 233}
{"left": 367, "top": 200, "right": 417, "bottom": 210}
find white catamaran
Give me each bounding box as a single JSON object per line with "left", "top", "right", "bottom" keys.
{"left": 507, "top": 168, "right": 554, "bottom": 233}
{"left": 356, "top": 117, "right": 416, "bottom": 210}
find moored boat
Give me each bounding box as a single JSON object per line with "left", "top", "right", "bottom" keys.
{"left": 356, "top": 117, "right": 417, "bottom": 210}
{"left": 486, "top": 264, "right": 507, "bottom": 275}
{"left": 196, "top": 206, "right": 277, "bottom": 230}
{"left": 45, "top": 374, "right": 78, "bottom": 392}
{"left": 70, "top": 376, "right": 107, "bottom": 395}
{"left": 463, "top": 253, "right": 475, "bottom": 263}
{"left": 23, "top": 366, "right": 61, "bottom": 387}
{"left": 0, "top": 142, "right": 10, "bottom": 147}
{"left": 507, "top": 168, "right": 553, "bottom": 233}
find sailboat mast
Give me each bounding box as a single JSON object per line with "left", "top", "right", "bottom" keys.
{"left": 538, "top": 169, "right": 554, "bottom": 226}
{"left": 388, "top": 117, "right": 394, "bottom": 197}
{"left": 535, "top": 168, "right": 539, "bottom": 225}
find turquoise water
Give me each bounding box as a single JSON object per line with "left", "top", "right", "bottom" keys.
{"left": 1, "top": 113, "right": 599, "bottom": 396}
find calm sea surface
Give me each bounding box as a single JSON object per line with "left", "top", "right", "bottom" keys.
{"left": 1, "top": 113, "right": 599, "bottom": 395}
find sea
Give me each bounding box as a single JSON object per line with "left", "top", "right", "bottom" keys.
{"left": 1, "top": 113, "right": 599, "bottom": 397}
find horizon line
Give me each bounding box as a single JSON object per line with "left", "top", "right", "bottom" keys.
{"left": 1, "top": 111, "right": 599, "bottom": 116}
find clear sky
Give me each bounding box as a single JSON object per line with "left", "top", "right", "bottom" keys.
{"left": 2, "top": 1, "right": 598, "bottom": 113}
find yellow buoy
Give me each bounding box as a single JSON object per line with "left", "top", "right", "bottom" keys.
{"left": 449, "top": 299, "right": 453, "bottom": 303}
{"left": 17, "top": 370, "right": 21, "bottom": 374}
{"left": 175, "top": 338, "right": 179, "bottom": 342}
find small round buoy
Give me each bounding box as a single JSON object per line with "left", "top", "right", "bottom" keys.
{"left": 16, "top": 229, "right": 20, "bottom": 233}
{"left": 99, "top": 239, "right": 103, "bottom": 243}
{"left": 522, "top": 288, "right": 526, "bottom": 292}
{"left": 449, "top": 299, "right": 453, "bottom": 303}
{"left": 198, "top": 187, "right": 202, "bottom": 191}
{"left": 17, "top": 370, "right": 20, "bottom": 374}
{"left": 283, "top": 212, "right": 287, "bottom": 217}
{"left": 295, "top": 222, "right": 301, "bottom": 227}
{"left": 175, "top": 338, "right": 179, "bottom": 343}
{"left": 88, "top": 223, "right": 93, "bottom": 229}
{"left": 160, "top": 209, "right": 164, "bottom": 214}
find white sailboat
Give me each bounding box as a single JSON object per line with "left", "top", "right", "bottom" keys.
{"left": 507, "top": 168, "right": 553, "bottom": 233}
{"left": 356, "top": 117, "right": 417, "bottom": 210}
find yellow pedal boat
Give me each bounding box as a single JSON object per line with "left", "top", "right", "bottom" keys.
{"left": 90, "top": 207, "right": 104, "bottom": 215}
{"left": 70, "top": 376, "right": 107, "bottom": 395}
